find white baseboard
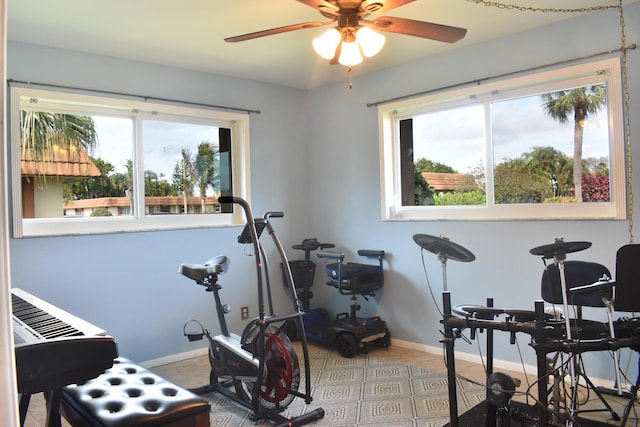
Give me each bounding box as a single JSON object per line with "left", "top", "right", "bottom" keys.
{"left": 392, "top": 337, "right": 535, "bottom": 374}
{"left": 391, "top": 338, "right": 624, "bottom": 390}
{"left": 140, "top": 346, "right": 208, "bottom": 369}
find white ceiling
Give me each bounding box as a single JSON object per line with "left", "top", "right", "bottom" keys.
{"left": 7, "top": 0, "right": 637, "bottom": 89}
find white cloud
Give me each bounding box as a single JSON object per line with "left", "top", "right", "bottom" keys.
{"left": 92, "top": 116, "right": 219, "bottom": 180}
{"left": 413, "top": 94, "right": 610, "bottom": 174}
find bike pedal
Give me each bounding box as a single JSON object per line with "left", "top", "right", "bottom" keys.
{"left": 186, "top": 332, "right": 205, "bottom": 341}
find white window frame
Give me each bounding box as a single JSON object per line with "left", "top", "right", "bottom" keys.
{"left": 378, "top": 57, "right": 626, "bottom": 221}
{"left": 10, "top": 86, "right": 251, "bottom": 237}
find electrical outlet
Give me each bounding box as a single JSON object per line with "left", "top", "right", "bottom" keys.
{"left": 241, "top": 306, "right": 249, "bottom": 320}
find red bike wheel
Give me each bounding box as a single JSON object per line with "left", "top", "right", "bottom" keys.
{"left": 243, "top": 325, "right": 300, "bottom": 411}
{"left": 260, "top": 331, "right": 299, "bottom": 408}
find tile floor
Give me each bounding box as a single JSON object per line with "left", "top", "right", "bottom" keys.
{"left": 20, "top": 342, "right": 639, "bottom": 426}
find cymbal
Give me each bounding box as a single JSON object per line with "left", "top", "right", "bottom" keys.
{"left": 413, "top": 234, "right": 475, "bottom": 262}
{"left": 529, "top": 240, "right": 591, "bottom": 259}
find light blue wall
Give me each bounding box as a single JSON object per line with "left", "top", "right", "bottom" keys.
{"left": 7, "top": 42, "right": 313, "bottom": 362}
{"left": 305, "top": 4, "right": 640, "bottom": 382}
{"left": 7, "top": 3, "right": 640, "bottom": 385}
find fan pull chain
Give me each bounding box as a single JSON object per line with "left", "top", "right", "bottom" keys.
{"left": 347, "top": 67, "right": 353, "bottom": 89}
{"left": 466, "top": 0, "right": 618, "bottom": 13}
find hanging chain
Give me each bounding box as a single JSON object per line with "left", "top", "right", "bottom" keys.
{"left": 468, "top": 0, "right": 635, "bottom": 242}
{"left": 465, "top": 0, "right": 618, "bottom": 13}
{"left": 618, "top": 0, "right": 635, "bottom": 243}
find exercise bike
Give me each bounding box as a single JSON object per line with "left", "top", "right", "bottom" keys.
{"left": 286, "top": 239, "right": 391, "bottom": 358}
{"left": 178, "top": 196, "right": 324, "bottom": 427}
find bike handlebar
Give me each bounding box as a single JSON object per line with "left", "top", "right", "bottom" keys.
{"left": 218, "top": 196, "right": 245, "bottom": 208}
{"left": 264, "top": 211, "right": 284, "bottom": 219}
{"left": 218, "top": 197, "right": 284, "bottom": 220}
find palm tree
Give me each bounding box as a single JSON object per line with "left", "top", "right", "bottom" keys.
{"left": 110, "top": 160, "right": 133, "bottom": 196}
{"left": 523, "top": 146, "right": 573, "bottom": 197}
{"left": 540, "top": 85, "right": 606, "bottom": 201}
{"left": 21, "top": 111, "right": 98, "bottom": 175}
{"left": 193, "top": 141, "right": 218, "bottom": 212}
{"left": 172, "top": 148, "right": 195, "bottom": 213}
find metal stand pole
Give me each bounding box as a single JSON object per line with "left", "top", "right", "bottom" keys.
{"left": 604, "top": 299, "right": 623, "bottom": 395}
{"left": 557, "top": 258, "right": 578, "bottom": 423}
{"left": 485, "top": 298, "right": 496, "bottom": 427}
{"left": 443, "top": 292, "right": 459, "bottom": 427}
{"left": 439, "top": 252, "right": 449, "bottom": 292}
{"left": 620, "top": 355, "right": 640, "bottom": 426}
{"left": 534, "top": 301, "right": 550, "bottom": 427}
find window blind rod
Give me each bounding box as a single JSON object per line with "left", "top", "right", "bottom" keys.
{"left": 6, "top": 79, "right": 261, "bottom": 115}
{"left": 366, "top": 43, "right": 636, "bottom": 108}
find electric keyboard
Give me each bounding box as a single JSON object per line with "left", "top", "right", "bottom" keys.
{"left": 12, "top": 288, "right": 118, "bottom": 427}
{"left": 12, "top": 287, "right": 106, "bottom": 343}
{"left": 12, "top": 287, "right": 118, "bottom": 393}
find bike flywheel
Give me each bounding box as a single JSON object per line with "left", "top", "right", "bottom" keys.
{"left": 243, "top": 325, "right": 300, "bottom": 411}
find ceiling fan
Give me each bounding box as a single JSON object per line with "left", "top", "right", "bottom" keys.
{"left": 225, "top": 0, "right": 467, "bottom": 67}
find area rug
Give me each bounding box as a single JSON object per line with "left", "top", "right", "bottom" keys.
{"left": 203, "top": 344, "right": 486, "bottom": 427}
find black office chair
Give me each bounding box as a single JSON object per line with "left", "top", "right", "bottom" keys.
{"left": 541, "top": 260, "right": 621, "bottom": 420}
{"left": 614, "top": 244, "right": 640, "bottom": 313}
{"left": 612, "top": 244, "right": 640, "bottom": 426}
{"left": 542, "top": 261, "right": 613, "bottom": 338}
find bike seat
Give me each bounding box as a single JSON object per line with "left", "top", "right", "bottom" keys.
{"left": 179, "top": 255, "right": 230, "bottom": 283}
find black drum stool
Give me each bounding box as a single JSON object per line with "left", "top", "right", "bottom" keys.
{"left": 61, "top": 357, "right": 210, "bottom": 427}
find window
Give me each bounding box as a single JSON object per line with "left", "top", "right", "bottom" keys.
{"left": 10, "top": 87, "right": 250, "bottom": 237}
{"left": 379, "top": 57, "right": 626, "bottom": 221}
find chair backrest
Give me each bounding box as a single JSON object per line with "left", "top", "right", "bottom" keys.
{"left": 614, "top": 244, "right": 640, "bottom": 312}
{"left": 541, "top": 260, "right": 612, "bottom": 307}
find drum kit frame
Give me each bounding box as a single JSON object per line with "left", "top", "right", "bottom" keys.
{"left": 414, "top": 234, "right": 640, "bottom": 427}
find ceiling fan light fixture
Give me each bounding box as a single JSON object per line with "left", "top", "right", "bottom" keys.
{"left": 312, "top": 28, "right": 341, "bottom": 59}
{"left": 356, "top": 27, "right": 385, "bottom": 57}
{"left": 338, "top": 40, "right": 363, "bottom": 66}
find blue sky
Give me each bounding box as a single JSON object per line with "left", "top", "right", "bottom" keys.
{"left": 413, "top": 94, "right": 609, "bottom": 174}
{"left": 92, "top": 116, "right": 219, "bottom": 181}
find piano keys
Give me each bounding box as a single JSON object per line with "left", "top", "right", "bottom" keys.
{"left": 11, "top": 288, "right": 118, "bottom": 427}
{"left": 13, "top": 288, "right": 104, "bottom": 343}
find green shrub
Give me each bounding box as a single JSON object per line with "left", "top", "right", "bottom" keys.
{"left": 543, "top": 196, "right": 578, "bottom": 203}
{"left": 434, "top": 191, "right": 486, "bottom": 206}
{"left": 90, "top": 207, "right": 113, "bottom": 217}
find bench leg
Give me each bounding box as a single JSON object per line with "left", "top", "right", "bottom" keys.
{"left": 44, "top": 389, "right": 62, "bottom": 427}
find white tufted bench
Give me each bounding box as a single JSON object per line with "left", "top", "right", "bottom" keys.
{"left": 61, "top": 357, "right": 210, "bottom": 427}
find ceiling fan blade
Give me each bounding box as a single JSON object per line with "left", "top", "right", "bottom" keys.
{"left": 225, "top": 21, "right": 331, "bottom": 43}
{"left": 371, "top": 16, "right": 467, "bottom": 43}
{"left": 360, "top": 0, "right": 415, "bottom": 14}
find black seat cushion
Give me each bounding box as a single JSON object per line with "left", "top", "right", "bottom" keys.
{"left": 62, "top": 357, "right": 210, "bottom": 427}
{"left": 325, "top": 262, "right": 382, "bottom": 293}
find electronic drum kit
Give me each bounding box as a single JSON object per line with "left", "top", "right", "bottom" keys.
{"left": 413, "top": 233, "right": 632, "bottom": 426}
